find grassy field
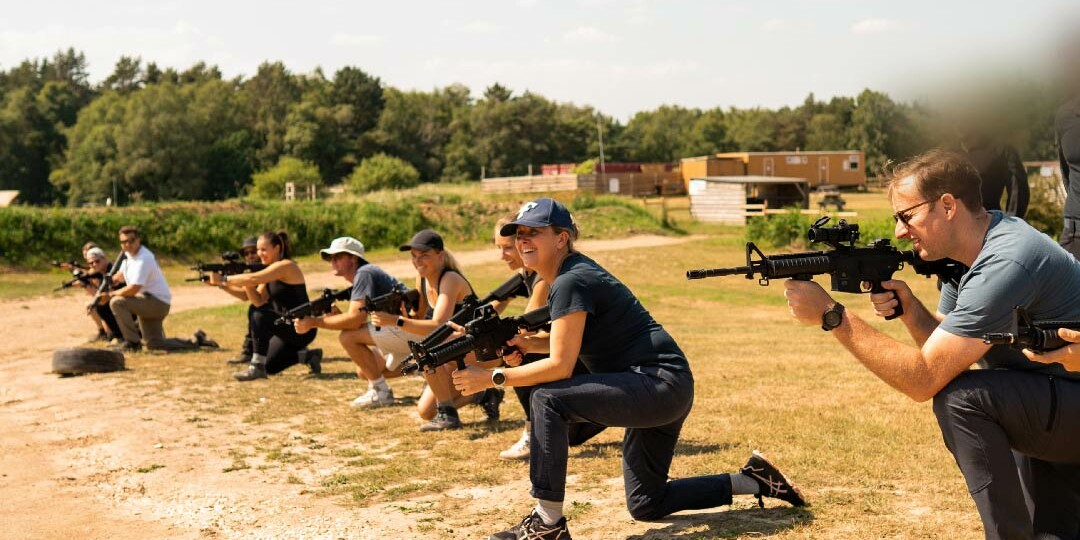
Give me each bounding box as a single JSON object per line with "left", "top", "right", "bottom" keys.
{"left": 83, "top": 207, "right": 984, "bottom": 539}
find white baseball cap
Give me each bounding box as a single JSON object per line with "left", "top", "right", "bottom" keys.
{"left": 320, "top": 237, "right": 366, "bottom": 262}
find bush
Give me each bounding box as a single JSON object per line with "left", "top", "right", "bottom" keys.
{"left": 745, "top": 210, "right": 909, "bottom": 250}
{"left": 250, "top": 156, "right": 323, "bottom": 200}
{"left": 348, "top": 154, "right": 421, "bottom": 194}
{"left": 1024, "top": 174, "right": 1064, "bottom": 240}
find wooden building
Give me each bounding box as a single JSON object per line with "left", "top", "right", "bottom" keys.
{"left": 681, "top": 151, "right": 865, "bottom": 192}
{"left": 688, "top": 176, "right": 809, "bottom": 225}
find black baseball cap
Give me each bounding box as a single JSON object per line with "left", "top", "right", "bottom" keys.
{"left": 399, "top": 229, "right": 445, "bottom": 252}
{"left": 499, "top": 198, "right": 576, "bottom": 237}
{"left": 241, "top": 236, "right": 258, "bottom": 249}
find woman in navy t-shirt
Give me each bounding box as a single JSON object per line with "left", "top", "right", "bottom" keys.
{"left": 453, "top": 198, "right": 807, "bottom": 540}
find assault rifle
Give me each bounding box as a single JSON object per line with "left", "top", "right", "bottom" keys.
{"left": 400, "top": 305, "right": 551, "bottom": 374}
{"left": 187, "top": 251, "right": 266, "bottom": 282}
{"left": 901, "top": 251, "right": 968, "bottom": 289}
{"left": 687, "top": 217, "right": 909, "bottom": 319}
{"left": 404, "top": 272, "right": 532, "bottom": 368}
{"left": 275, "top": 288, "right": 352, "bottom": 326}
{"left": 983, "top": 307, "right": 1080, "bottom": 353}
{"left": 55, "top": 270, "right": 104, "bottom": 292}
{"left": 360, "top": 287, "right": 422, "bottom": 330}
{"left": 52, "top": 259, "right": 88, "bottom": 271}
{"left": 87, "top": 252, "right": 127, "bottom": 314}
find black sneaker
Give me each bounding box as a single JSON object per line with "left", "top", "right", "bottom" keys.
{"left": 488, "top": 509, "right": 572, "bottom": 540}
{"left": 419, "top": 406, "right": 462, "bottom": 432}
{"left": 477, "top": 388, "right": 505, "bottom": 421}
{"left": 739, "top": 450, "right": 807, "bottom": 508}
{"left": 112, "top": 341, "right": 141, "bottom": 353}
{"left": 194, "top": 329, "right": 219, "bottom": 349}
{"left": 226, "top": 354, "right": 252, "bottom": 365}
{"left": 233, "top": 363, "right": 268, "bottom": 382}
{"left": 299, "top": 348, "right": 323, "bottom": 374}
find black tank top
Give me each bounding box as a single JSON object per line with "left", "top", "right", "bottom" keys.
{"left": 268, "top": 280, "right": 309, "bottom": 314}
{"left": 420, "top": 268, "right": 474, "bottom": 320}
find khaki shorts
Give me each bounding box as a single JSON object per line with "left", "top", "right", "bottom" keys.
{"left": 369, "top": 323, "right": 427, "bottom": 371}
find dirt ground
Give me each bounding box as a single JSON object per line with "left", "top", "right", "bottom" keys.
{"left": 0, "top": 234, "right": 737, "bottom": 540}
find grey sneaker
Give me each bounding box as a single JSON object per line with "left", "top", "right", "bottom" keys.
{"left": 739, "top": 450, "right": 807, "bottom": 508}
{"left": 233, "top": 363, "right": 268, "bottom": 382}
{"left": 419, "top": 406, "right": 462, "bottom": 432}
{"left": 299, "top": 348, "right": 322, "bottom": 374}
{"left": 350, "top": 387, "right": 395, "bottom": 409}
{"left": 499, "top": 429, "right": 530, "bottom": 460}
{"left": 488, "top": 509, "right": 571, "bottom": 540}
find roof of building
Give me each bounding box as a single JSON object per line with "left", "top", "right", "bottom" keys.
{"left": 692, "top": 176, "right": 808, "bottom": 184}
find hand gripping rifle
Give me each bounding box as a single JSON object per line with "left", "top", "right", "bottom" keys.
{"left": 86, "top": 251, "right": 127, "bottom": 314}
{"left": 400, "top": 304, "right": 551, "bottom": 374}
{"left": 686, "top": 217, "right": 909, "bottom": 319}
{"left": 55, "top": 270, "right": 104, "bottom": 292}
{"left": 983, "top": 307, "right": 1080, "bottom": 353}
{"left": 187, "top": 251, "right": 267, "bottom": 282}
{"left": 403, "top": 272, "right": 532, "bottom": 368}
{"left": 360, "top": 287, "right": 422, "bottom": 330}
{"left": 275, "top": 288, "right": 352, "bottom": 326}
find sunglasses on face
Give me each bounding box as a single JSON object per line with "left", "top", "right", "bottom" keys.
{"left": 242, "top": 249, "right": 257, "bottom": 256}
{"left": 892, "top": 200, "right": 933, "bottom": 225}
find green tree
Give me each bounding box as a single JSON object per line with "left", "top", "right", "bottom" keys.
{"left": 805, "top": 113, "right": 848, "bottom": 150}
{"left": 250, "top": 156, "right": 323, "bottom": 199}
{"left": 724, "top": 108, "right": 777, "bottom": 151}
{"left": 347, "top": 153, "right": 420, "bottom": 193}
{"left": 620, "top": 105, "right": 698, "bottom": 162}
{"left": 243, "top": 62, "right": 302, "bottom": 170}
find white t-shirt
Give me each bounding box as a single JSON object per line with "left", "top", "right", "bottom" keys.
{"left": 118, "top": 246, "right": 172, "bottom": 304}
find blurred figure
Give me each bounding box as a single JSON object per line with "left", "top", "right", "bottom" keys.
{"left": 1056, "top": 32, "right": 1080, "bottom": 258}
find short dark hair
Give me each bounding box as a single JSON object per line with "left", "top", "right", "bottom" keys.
{"left": 118, "top": 225, "right": 139, "bottom": 238}
{"left": 886, "top": 149, "right": 983, "bottom": 213}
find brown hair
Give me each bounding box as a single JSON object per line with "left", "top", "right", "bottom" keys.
{"left": 494, "top": 214, "right": 517, "bottom": 239}
{"left": 118, "top": 225, "right": 139, "bottom": 238}
{"left": 885, "top": 149, "right": 983, "bottom": 213}
{"left": 260, "top": 230, "right": 293, "bottom": 260}
{"left": 552, "top": 225, "right": 579, "bottom": 254}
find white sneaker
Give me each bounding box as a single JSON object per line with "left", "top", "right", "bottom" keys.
{"left": 499, "top": 430, "right": 530, "bottom": 460}
{"left": 350, "top": 387, "right": 394, "bottom": 409}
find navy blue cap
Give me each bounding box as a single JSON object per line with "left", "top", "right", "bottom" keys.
{"left": 500, "top": 198, "right": 576, "bottom": 237}
{"left": 399, "top": 229, "right": 445, "bottom": 252}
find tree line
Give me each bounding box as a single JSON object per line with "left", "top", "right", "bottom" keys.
{"left": 0, "top": 49, "right": 1063, "bottom": 206}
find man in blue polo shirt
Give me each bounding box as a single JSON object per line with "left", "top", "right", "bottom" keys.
{"left": 785, "top": 150, "right": 1080, "bottom": 539}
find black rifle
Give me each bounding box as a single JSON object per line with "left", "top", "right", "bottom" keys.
{"left": 404, "top": 272, "right": 532, "bottom": 367}
{"left": 188, "top": 251, "right": 267, "bottom": 282}
{"left": 52, "top": 259, "right": 89, "bottom": 271}
{"left": 686, "top": 217, "right": 909, "bottom": 319}
{"left": 55, "top": 270, "right": 104, "bottom": 292}
{"left": 275, "top": 288, "right": 351, "bottom": 326}
{"left": 983, "top": 307, "right": 1080, "bottom": 353}
{"left": 901, "top": 251, "right": 968, "bottom": 289}
{"left": 87, "top": 251, "right": 127, "bottom": 314}
{"left": 361, "top": 287, "right": 422, "bottom": 330}
{"left": 400, "top": 305, "right": 551, "bottom": 374}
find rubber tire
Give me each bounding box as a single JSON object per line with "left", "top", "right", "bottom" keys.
{"left": 52, "top": 347, "right": 125, "bottom": 375}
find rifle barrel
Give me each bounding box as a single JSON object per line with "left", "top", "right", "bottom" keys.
{"left": 686, "top": 266, "right": 751, "bottom": 280}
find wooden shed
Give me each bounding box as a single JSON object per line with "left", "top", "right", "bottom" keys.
{"left": 689, "top": 176, "right": 809, "bottom": 225}
{"left": 718, "top": 151, "right": 865, "bottom": 188}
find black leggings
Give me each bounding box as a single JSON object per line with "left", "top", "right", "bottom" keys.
{"left": 96, "top": 303, "right": 124, "bottom": 338}
{"left": 250, "top": 307, "right": 317, "bottom": 374}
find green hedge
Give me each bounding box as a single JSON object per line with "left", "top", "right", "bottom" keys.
{"left": 0, "top": 194, "right": 674, "bottom": 267}
{"left": 745, "top": 209, "right": 910, "bottom": 250}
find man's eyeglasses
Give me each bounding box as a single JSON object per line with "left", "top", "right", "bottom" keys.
{"left": 119, "top": 237, "right": 136, "bottom": 245}
{"left": 892, "top": 200, "right": 932, "bottom": 225}
{"left": 242, "top": 249, "right": 257, "bottom": 256}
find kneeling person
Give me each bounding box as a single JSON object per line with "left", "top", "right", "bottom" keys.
{"left": 295, "top": 237, "right": 418, "bottom": 407}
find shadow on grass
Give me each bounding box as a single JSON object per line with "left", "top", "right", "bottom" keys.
{"left": 570, "top": 439, "right": 734, "bottom": 459}
{"left": 625, "top": 507, "right": 813, "bottom": 540}
{"left": 305, "top": 372, "right": 360, "bottom": 381}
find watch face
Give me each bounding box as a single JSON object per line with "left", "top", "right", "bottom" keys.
{"left": 824, "top": 310, "right": 843, "bottom": 328}
{"left": 492, "top": 372, "right": 506, "bottom": 385}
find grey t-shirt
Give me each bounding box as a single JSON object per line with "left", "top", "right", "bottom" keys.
{"left": 548, "top": 253, "right": 688, "bottom": 374}
{"left": 351, "top": 264, "right": 405, "bottom": 303}
{"left": 938, "top": 211, "right": 1080, "bottom": 380}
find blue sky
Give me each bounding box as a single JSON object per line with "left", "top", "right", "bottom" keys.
{"left": 0, "top": 0, "right": 1074, "bottom": 119}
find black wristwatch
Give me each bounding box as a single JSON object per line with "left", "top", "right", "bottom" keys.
{"left": 491, "top": 368, "right": 506, "bottom": 389}
{"left": 822, "top": 302, "right": 845, "bottom": 331}
{"left": 396, "top": 316, "right": 405, "bottom": 327}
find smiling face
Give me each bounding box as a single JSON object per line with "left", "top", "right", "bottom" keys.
{"left": 890, "top": 175, "right": 943, "bottom": 260}
{"left": 257, "top": 237, "right": 283, "bottom": 265}
{"left": 410, "top": 248, "right": 443, "bottom": 277}
{"left": 495, "top": 232, "right": 523, "bottom": 271}
{"left": 329, "top": 253, "right": 359, "bottom": 278}
{"left": 514, "top": 225, "right": 568, "bottom": 271}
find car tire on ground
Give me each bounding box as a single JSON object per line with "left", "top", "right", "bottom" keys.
{"left": 52, "top": 347, "right": 125, "bottom": 375}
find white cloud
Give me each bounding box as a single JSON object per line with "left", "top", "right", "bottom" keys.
{"left": 851, "top": 18, "right": 901, "bottom": 35}
{"left": 517, "top": 0, "right": 539, "bottom": 7}
{"left": 331, "top": 33, "right": 382, "bottom": 46}
{"left": 562, "top": 26, "right": 618, "bottom": 43}
{"left": 457, "top": 20, "right": 501, "bottom": 34}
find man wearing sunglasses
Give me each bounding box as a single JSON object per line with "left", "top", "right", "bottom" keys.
{"left": 785, "top": 149, "right": 1080, "bottom": 539}
{"left": 213, "top": 237, "right": 263, "bottom": 365}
